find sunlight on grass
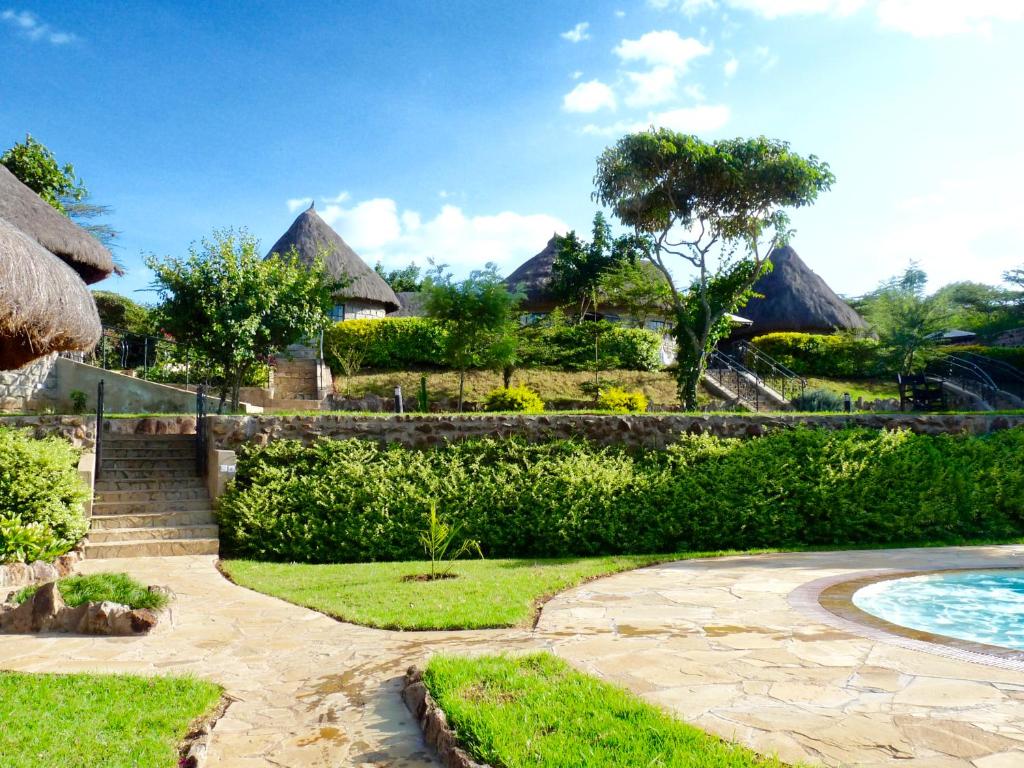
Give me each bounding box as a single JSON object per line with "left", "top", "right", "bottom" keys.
{"left": 15, "top": 572, "right": 168, "bottom": 610}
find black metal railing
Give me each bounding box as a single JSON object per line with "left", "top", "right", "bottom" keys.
{"left": 733, "top": 341, "right": 807, "bottom": 402}
{"left": 953, "top": 351, "right": 1024, "bottom": 402}
{"left": 706, "top": 350, "right": 763, "bottom": 411}
{"left": 195, "top": 384, "right": 207, "bottom": 476}
{"left": 76, "top": 326, "right": 205, "bottom": 387}
{"left": 95, "top": 379, "right": 105, "bottom": 480}
{"left": 925, "top": 355, "right": 1000, "bottom": 407}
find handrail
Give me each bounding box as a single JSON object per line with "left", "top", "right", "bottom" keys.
{"left": 707, "top": 350, "right": 763, "bottom": 411}
{"left": 954, "top": 351, "right": 1024, "bottom": 398}
{"left": 733, "top": 340, "right": 807, "bottom": 402}
{"left": 926, "top": 354, "right": 999, "bottom": 406}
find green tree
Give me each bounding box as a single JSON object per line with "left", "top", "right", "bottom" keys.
{"left": 145, "top": 229, "right": 336, "bottom": 410}
{"left": 374, "top": 261, "right": 423, "bottom": 292}
{"left": 861, "top": 265, "right": 952, "bottom": 374}
{"left": 594, "top": 130, "right": 834, "bottom": 409}
{"left": 1, "top": 134, "right": 86, "bottom": 213}
{"left": 91, "top": 291, "right": 152, "bottom": 333}
{"left": 597, "top": 260, "right": 673, "bottom": 328}
{"left": 550, "top": 212, "right": 649, "bottom": 320}
{"left": 62, "top": 195, "right": 120, "bottom": 248}
{"left": 423, "top": 264, "right": 522, "bottom": 411}
{"left": 1005, "top": 266, "right": 1024, "bottom": 318}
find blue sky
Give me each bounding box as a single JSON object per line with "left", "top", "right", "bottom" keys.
{"left": 2, "top": 0, "right": 1022, "bottom": 303}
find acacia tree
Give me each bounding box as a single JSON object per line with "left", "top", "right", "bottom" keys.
{"left": 423, "top": 264, "right": 522, "bottom": 411}
{"left": 145, "top": 229, "right": 336, "bottom": 410}
{"left": 594, "top": 130, "right": 834, "bottom": 409}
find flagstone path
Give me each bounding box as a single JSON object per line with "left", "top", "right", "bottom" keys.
{"left": 1, "top": 546, "right": 1023, "bottom": 767}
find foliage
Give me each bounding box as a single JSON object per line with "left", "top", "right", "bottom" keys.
{"left": 374, "top": 261, "right": 423, "bottom": 292}
{"left": 0, "top": 672, "right": 221, "bottom": 768}
{"left": 68, "top": 390, "right": 87, "bottom": 414}
{"left": 0, "top": 134, "right": 85, "bottom": 213}
{"left": 324, "top": 317, "right": 449, "bottom": 371}
{"left": 859, "top": 265, "right": 951, "bottom": 374}
{"left": 220, "top": 554, "right": 670, "bottom": 630}
{"left": 597, "top": 259, "right": 673, "bottom": 327}
{"left": 145, "top": 228, "right": 336, "bottom": 409}
{"left": 751, "top": 332, "right": 888, "bottom": 377}
{"left": 62, "top": 194, "right": 120, "bottom": 248}
{"left": 597, "top": 387, "right": 648, "bottom": 413}
{"left": 216, "top": 427, "right": 1024, "bottom": 563}
{"left": 91, "top": 291, "right": 152, "bottom": 333}
{"left": 519, "top": 315, "right": 662, "bottom": 371}
{"left": 549, "top": 212, "right": 650, "bottom": 319}
{"left": 0, "top": 427, "right": 87, "bottom": 564}
{"left": 14, "top": 572, "right": 169, "bottom": 610}
{"left": 418, "top": 502, "right": 483, "bottom": 579}
{"left": 425, "top": 653, "right": 788, "bottom": 768}
{"left": 423, "top": 264, "right": 523, "bottom": 410}
{"left": 950, "top": 345, "right": 1024, "bottom": 371}
{"left": 594, "top": 130, "right": 835, "bottom": 409}
{"left": 483, "top": 385, "right": 545, "bottom": 413}
{"left": 931, "top": 281, "right": 1021, "bottom": 338}
{"left": 790, "top": 388, "right": 846, "bottom": 412}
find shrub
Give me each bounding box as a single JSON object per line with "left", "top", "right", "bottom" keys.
{"left": 597, "top": 387, "right": 648, "bottom": 413}
{"left": 521, "top": 321, "right": 662, "bottom": 372}
{"left": 750, "top": 332, "right": 888, "bottom": 378}
{"left": 950, "top": 345, "right": 1024, "bottom": 371}
{"left": 15, "top": 572, "right": 168, "bottom": 610}
{"left": 324, "top": 317, "right": 449, "bottom": 371}
{"left": 791, "top": 388, "right": 846, "bottom": 412}
{"left": 483, "top": 386, "right": 545, "bottom": 413}
{"left": 216, "top": 427, "right": 1024, "bottom": 563}
{"left": 0, "top": 427, "right": 88, "bottom": 563}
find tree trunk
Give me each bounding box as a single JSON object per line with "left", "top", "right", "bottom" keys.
{"left": 502, "top": 365, "right": 513, "bottom": 389}
{"left": 231, "top": 365, "right": 247, "bottom": 414}
{"left": 458, "top": 369, "right": 466, "bottom": 413}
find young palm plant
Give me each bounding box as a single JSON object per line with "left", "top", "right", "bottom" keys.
{"left": 419, "top": 502, "right": 483, "bottom": 579}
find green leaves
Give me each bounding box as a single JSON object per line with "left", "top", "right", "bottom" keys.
{"left": 419, "top": 502, "right": 484, "bottom": 578}
{"left": 0, "top": 134, "right": 86, "bottom": 214}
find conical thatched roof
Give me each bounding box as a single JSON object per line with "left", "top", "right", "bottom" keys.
{"left": 735, "top": 245, "right": 867, "bottom": 338}
{"left": 266, "top": 205, "right": 399, "bottom": 312}
{"left": 504, "top": 234, "right": 560, "bottom": 309}
{"left": 0, "top": 217, "right": 101, "bottom": 369}
{"left": 0, "top": 164, "right": 115, "bottom": 284}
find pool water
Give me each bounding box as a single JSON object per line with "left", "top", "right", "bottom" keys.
{"left": 852, "top": 570, "right": 1024, "bottom": 651}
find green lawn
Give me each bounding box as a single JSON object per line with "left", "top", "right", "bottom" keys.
{"left": 15, "top": 572, "right": 168, "bottom": 610}
{"left": 0, "top": 672, "right": 221, "bottom": 768}
{"left": 805, "top": 377, "right": 899, "bottom": 402}
{"left": 221, "top": 554, "right": 695, "bottom": 630}
{"left": 424, "top": 653, "right": 792, "bottom": 768}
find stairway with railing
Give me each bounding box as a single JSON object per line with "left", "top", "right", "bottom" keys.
{"left": 732, "top": 341, "right": 807, "bottom": 403}
{"left": 925, "top": 354, "right": 1024, "bottom": 410}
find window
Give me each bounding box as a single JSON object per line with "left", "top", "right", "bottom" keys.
{"left": 329, "top": 304, "right": 346, "bottom": 322}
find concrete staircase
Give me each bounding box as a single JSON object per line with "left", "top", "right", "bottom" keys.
{"left": 87, "top": 434, "right": 219, "bottom": 558}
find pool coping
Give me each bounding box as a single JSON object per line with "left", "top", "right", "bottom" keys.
{"left": 787, "top": 566, "right": 1024, "bottom": 673}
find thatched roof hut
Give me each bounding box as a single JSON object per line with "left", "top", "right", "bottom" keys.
{"left": 504, "top": 235, "right": 560, "bottom": 312}
{"left": 733, "top": 245, "right": 866, "bottom": 338}
{"left": 266, "top": 204, "right": 399, "bottom": 313}
{"left": 0, "top": 166, "right": 113, "bottom": 369}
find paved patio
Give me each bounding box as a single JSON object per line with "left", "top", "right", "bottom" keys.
{"left": 1, "top": 546, "right": 1022, "bottom": 767}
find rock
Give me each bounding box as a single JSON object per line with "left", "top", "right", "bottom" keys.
{"left": 128, "top": 608, "right": 159, "bottom": 634}
{"left": 77, "top": 601, "right": 122, "bottom": 634}
{"left": 0, "top": 600, "right": 32, "bottom": 632}
{"left": 28, "top": 582, "right": 65, "bottom": 631}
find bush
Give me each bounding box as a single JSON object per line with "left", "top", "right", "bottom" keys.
{"left": 950, "top": 345, "right": 1024, "bottom": 371}
{"left": 597, "top": 387, "right": 648, "bottom": 413}
{"left": 483, "top": 386, "right": 545, "bottom": 413}
{"left": 0, "top": 427, "right": 88, "bottom": 563}
{"left": 15, "top": 572, "right": 168, "bottom": 610}
{"left": 791, "top": 388, "right": 846, "bottom": 412}
{"left": 216, "top": 427, "right": 1024, "bottom": 563}
{"left": 750, "top": 332, "right": 888, "bottom": 378}
{"left": 324, "top": 318, "right": 449, "bottom": 372}
{"left": 521, "top": 320, "right": 662, "bottom": 372}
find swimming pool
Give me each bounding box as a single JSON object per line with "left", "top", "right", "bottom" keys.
{"left": 853, "top": 570, "right": 1024, "bottom": 651}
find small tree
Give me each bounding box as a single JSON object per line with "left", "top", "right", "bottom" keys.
{"left": 374, "top": 262, "right": 423, "bottom": 292}
{"left": 145, "top": 228, "right": 336, "bottom": 410}
{"left": 597, "top": 259, "right": 673, "bottom": 328}
{"left": 594, "top": 130, "right": 834, "bottom": 409}
{"left": 422, "top": 264, "right": 522, "bottom": 411}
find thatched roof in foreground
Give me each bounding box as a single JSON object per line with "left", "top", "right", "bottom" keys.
{"left": 266, "top": 205, "right": 399, "bottom": 312}
{"left": 0, "top": 217, "right": 101, "bottom": 369}
{"left": 734, "top": 245, "right": 867, "bottom": 338}
{"left": 504, "top": 235, "right": 560, "bottom": 308}
{"left": 0, "top": 165, "right": 115, "bottom": 284}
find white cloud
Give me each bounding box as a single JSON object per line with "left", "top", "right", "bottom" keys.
{"left": 724, "top": 56, "right": 739, "bottom": 77}
{"left": 583, "top": 104, "right": 731, "bottom": 135}
{"left": 287, "top": 197, "right": 313, "bottom": 212}
{"left": 321, "top": 191, "right": 350, "bottom": 204}
{"left": 615, "top": 9, "right": 626, "bottom": 17}
{"left": 308, "top": 197, "right": 568, "bottom": 276}
{"left": 755, "top": 45, "right": 779, "bottom": 70}
{"left": 623, "top": 66, "right": 679, "bottom": 107}
{"left": 570, "top": 69, "right": 583, "bottom": 80}
{"left": 724, "top": 0, "right": 865, "bottom": 17}
{"left": 615, "top": 30, "right": 712, "bottom": 70}
{"left": 1, "top": 8, "right": 77, "bottom": 44}
{"left": 562, "top": 79, "right": 617, "bottom": 113}
{"left": 561, "top": 21, "right": 590, "bottom": 43}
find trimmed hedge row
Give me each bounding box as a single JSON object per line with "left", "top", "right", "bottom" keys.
{"left": 217, "top": 427, "right": 1024, "bottom": 563}
{"left": 0, "top": 427, "right": 88, "bottom": 564}
{"left": 323, "top": 317, "right": 663, "bottom": 373}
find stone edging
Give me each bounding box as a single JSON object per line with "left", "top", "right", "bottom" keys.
{"left": 401, "top": 666, "right": 490, "bottom": 768}
{"left": 787, "top": 568, "right": 1024, "bottom": 673}
{"left": 179, "top": 694, "right": 233, "bottom": 768}
{"left": 0, "top": 581, "right": 171, "bottom": 636}
{"left": 0, "top": 547, "right": 83, "bottom": 590}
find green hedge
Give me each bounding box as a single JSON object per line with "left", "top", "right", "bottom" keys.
{"left": 750, "top": 333, "right": 888, "bottom": 377}
{"left": 0, "top": 427, "right": 88, "bottom": 563}
{"left": 950, "top": 345, "right": 1024, "bottom": 371}
{"left": 216, "top": 427, "right": 1024, "bottom": 563}
{"left": 324, "top": 317, "right": 663, "bottom": 373}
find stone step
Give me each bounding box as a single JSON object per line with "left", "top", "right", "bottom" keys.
{"left": 91, "top": 498, "right": 211, "bottom": 515}
{"left": 90, "top": 510, "right": 216, "bottom": 530}
{"left": 88, "top": 524, "right": 219, "bottom": 543}
{"left": 85, "top": 538, "right": 219, "bottom": 559}
{"left": 101, "top": 457, "right": 197, "bottom": 469}
{"left": 99, "top": 468, "right": 200, "bottom": 481}
{"left": 102, "top": 433, "right": 195, "bottom": 442}
{"left": 102, "top": 447, "right": 196, "bottom": 459}
{"left": 95, "top": 477, "right": 207, "bottom": 492}
{"left": 93, "top": 487, "right": 210, "bottom": 504}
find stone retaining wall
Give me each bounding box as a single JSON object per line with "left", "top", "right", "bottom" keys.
{"left": 0, "top": 414, "right": 95, "bottom": 448}
{"left": 0, "top": 354, "right": 58, "bottom": 411}
{"left": 205, "top": 412, "right": 1024, "bottom": 451}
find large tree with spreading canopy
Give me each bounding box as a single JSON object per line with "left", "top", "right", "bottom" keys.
{"left": 593, "top": 130, "right": 834, "bottom": 409}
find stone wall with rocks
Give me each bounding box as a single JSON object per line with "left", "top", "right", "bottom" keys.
{"left": 0, "top": 549, "right": 83, "bottom": 592}
{"left": 0, "top": 581, "right": 165, "bottom": 635}
{"left": 0, "top": 354, "right": 58, "bottom": 411}
{"left": 205, "top": 412, "right": 1024, "bottom": 451}
{"left": 0, "top": 414, "right": 95, "bottom": 448}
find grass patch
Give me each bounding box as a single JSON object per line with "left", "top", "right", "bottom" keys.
{"left": 805, "top": 377, "right": 899, "bottom": 402}
{"left": 0, "top": 671, "right": 221, "bottom": 768}
{"left": 424, "top": 653, "right": 791, "bottom": 767}
{"left": 15, "top": 572, "right": 168, "bottom": 610}
{"left": 221, "top": 554, "right": 687, "bottom": 630}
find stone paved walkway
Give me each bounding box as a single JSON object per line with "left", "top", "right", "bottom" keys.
{"left": 0, "top": 547, "right": 1022, "bottom": 767}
